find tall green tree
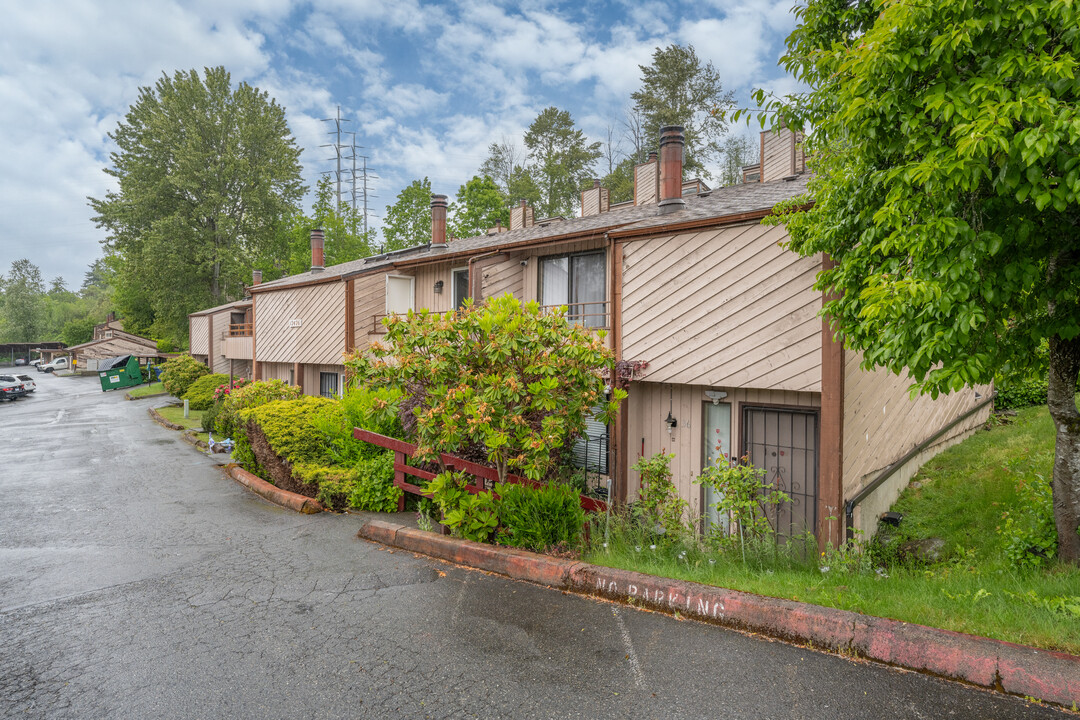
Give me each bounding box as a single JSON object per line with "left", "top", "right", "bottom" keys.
{"left": 382, "top": 177, "right": 432, "bottom": 251}
{"left": 718, "top": 134, "right": 756, "bottom": 187}
{"left": 523, "top": 107, "right": 601, "bottom": 218}
{"left": 479, "top": 139, "right": 542, "bottom": 210}
{"left": 0, "top": 259, "right": 46, "bottom": 342}
{"left": 760, "top": 0, "right": 1080, "bottom": 561}
{"left": 89, "top": 66, "right": 305, "bottom": 345}
{"left": 631, "top": 44, "right": 735, "bottom": 179}
{"left": 450, "top": 175, "right": 509, "bottom": 238}
{"left": 271, "top": 175, "right": 375, "bottom": 277}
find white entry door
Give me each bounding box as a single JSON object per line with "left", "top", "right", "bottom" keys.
{"left": 702, "top": 402, "right": 732, "bottom": 532}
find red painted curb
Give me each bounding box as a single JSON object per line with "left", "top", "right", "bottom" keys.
{"left": 357, "top": 520, "right": 1080, "bottom": 709}
{"left": 227, "top": 465, "right": 324, "bottom": 514}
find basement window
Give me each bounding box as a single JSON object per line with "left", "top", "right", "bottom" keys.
{"left": 320, "top": 372, "right": 339, "bottom": 398}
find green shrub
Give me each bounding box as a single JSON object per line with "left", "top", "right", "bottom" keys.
{"left": 218, "top": 379, "right": 301, "bottom": 439}
{"left": 183, "top": 373, "right": 229, "bottom": 411}
{"left": 309, "top": 386, "right": 404, "bottom": 466}
{"left": 294, "top": 453, "right": 400, "bottom": 511}
{"left": 427, "top": 471, "right": 498, "bottom": 542}
{"left": 156, "top": 338, "right": 175, "bottom": 353}
{"left": 201, "top": 399, "right": 221, "bottom": 434}
{"left": 159, "top": 355, "right": 210, "bottom": 398}
{"left": 995, "top": 376, "right": 1049, "bottom": 410}
{"left": 495, "top": 481, "right": 586, "bottom": 552}
{"left": 243, "top": 396, "right": 339, "bottom": 465}
{"left": 631, "top": 452, "right": 689, "bottom": 543}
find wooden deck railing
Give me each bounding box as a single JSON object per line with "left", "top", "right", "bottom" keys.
{"left": 228, "top": 323, "right": 253, "bottom": 337}
{"left": 352, "top": 428, "right": 608, "bottom": 514}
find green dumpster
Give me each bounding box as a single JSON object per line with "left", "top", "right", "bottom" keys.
{"left": 98, "top": 355, "right": 143, "bottom": 392}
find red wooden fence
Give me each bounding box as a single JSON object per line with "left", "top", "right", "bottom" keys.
{"left": 352, "top": 428, "right": 608, "bottom": 514}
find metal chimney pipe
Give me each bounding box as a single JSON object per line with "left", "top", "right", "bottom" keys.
{"left": 310, "top": 228, "right": 324, "bottom": 272}
{"left": 658, "top": 125, "right": 686, "bottom": 215}
{"left": 431, "top": 194, "right": 448, "bottom": 249}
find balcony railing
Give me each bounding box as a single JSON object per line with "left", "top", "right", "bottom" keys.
{"left": 539, "top": 300, "right": 610, "bottom": 330}
{"left": 228, "top": 323, "right": 253, "bottom": 337}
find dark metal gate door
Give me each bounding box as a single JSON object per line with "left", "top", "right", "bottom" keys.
{"left": 742, "top": 407, "right": 818, "bottom": 542}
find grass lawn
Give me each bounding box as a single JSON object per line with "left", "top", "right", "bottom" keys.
{"left": 128, "top": 382, "right": 167, "bottom": 398}
{"left": 157, "top": 405, "right": 205, "bottom": 432}
{"left": 585, "top": 400, "right": 1080, "bottom": 655}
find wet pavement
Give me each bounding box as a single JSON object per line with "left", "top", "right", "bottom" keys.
{"left": 0, "top": 369, "right": 1069, "bottom": 719}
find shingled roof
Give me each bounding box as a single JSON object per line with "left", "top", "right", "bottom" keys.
{"left": 249, "top": 173, "right": 810, "bottom": 292}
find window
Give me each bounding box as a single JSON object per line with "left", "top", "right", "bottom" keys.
{"left": 571, "top": 405, "right": 609, "bottom": 475}
{"left": 319, "top": 372, "right": 339, "bottom": 398}
{"left": 452, "top": 268, "right": 470, "bottom": 309}
{"left": 386, "top": 275, "right": 414, "bottom": 314}
{"left": 104, "top": 331, "right": 113, "bottom": 338}
{"left": 539, "top": 250, "right": 606, "bottom": 328}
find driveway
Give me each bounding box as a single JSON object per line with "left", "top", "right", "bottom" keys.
{"left": 0, "top": 370, "right": 1067, "bottom": 719}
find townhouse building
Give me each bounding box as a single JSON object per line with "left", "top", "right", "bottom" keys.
{"left": 191, "top": 124, "right": 991, "bottom": 547}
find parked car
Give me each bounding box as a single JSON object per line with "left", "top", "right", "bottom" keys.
{"left": 12, "top": 374, "right": 36, "bottom": 392}
{"left": 41, "top": 357, "right": 69, "bottom": 373}
{"left": 0, "top": 375, "right": 26, "bottom": 401}
{"left": 14, "top": 358, "right": 27, "bottom": 366}
{"left": 29, "top": 359, "right": 42, "bottom": 367}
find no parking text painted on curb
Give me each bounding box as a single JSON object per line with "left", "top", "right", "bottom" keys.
{"left": 358, "top": 519, "right": 1080, "bottom": 710}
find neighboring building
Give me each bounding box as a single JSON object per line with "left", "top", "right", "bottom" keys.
{"left": 189, "top": 298, "right": 254, "bottom": 381}
{"left": 64, "top": 325, "right": 161, "bottom": 371}
{"left": 190, "top": 124, "right": 991, "bottom": 547}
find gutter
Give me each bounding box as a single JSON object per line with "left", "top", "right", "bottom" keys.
{"left": 844, "top": 392, "right": 996, "bottom": 541}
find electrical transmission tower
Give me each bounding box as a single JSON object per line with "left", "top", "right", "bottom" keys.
{"left": 320, "top": 106, "right": 376, "bottom": 235}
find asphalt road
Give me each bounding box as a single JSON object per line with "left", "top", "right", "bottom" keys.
{"left": 0, "top": 369, "right": 1069, "bottom": 719}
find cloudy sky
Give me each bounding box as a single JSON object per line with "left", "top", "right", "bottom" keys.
{"left": 0, "top": 0, "right": 801, "bottom": 287}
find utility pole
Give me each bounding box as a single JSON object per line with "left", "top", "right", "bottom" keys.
{"left": 320, "top": 106, "right": 350, "bottom": 210}
{"left": 321, "top": 108, "right": 376, "bottom": 233}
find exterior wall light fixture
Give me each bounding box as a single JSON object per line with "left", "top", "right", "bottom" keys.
{"left": 434, "top": 280, "right": 444, "bottom": 294}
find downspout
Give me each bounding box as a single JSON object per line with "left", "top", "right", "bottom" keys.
{"left": 844, "top": 392, "right": 997, "bottom": 541}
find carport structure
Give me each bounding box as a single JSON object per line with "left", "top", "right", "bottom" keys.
{"left": 1, "top": 342, "right": 66, "bottom": 365}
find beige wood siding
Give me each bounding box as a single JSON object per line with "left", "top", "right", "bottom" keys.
{"left": 302, "top": 363, "right": 347, "bottom": 397}
{"left": 510, "top": 204, "right": 534, "bottom": 230}
{"left": 581, "top": 186, "right": 609, "bottom": 216}
{"left": 412, "top": 263, "right": 456, "bottom": 314}
{"left": 842, "top": 352, "right": 992, "bottom": 535}
{"left": 625, "top": 381, "right": 820, "bottom": 510}
{"left": 635, "top": 161, "right": 659, "bottom": 205}
{"left": 259, "top": 361, "right": 294, "bottom": 384}
{"left": 224, "top": 336, "right": 253, "bottom": 361}
{"left": 209, "top": 309, "right": 233, "bottom": 374}
{"left": 254, "top": 282, "right": 347, "bottom": 366}
{"left": 480, "top": 254, "right": 526, "bottom": 300}
{"left": 353, "top": 272, "right": 387, "bottom": 348}
{"left": 189, "top": 316, "right": 208, "bottom": 355}
{"left": 225, "top": 359, "right": 252, "bottom": 379}
{"left": 762, "top": 129, "right": 792, "bottom": 181}
{"left": 622, "top": 223, "right": 822, "bottom": 391}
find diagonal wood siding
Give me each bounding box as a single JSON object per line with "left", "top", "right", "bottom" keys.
{"left": 255, "top": 282, "right": 347, "bottom": 366}
{"left": 480, "top": 254, "right": 525, "bottom": 300}
{"left": 189, "top": 316, "right": 208, "bottom": 355}
{"left": 353, "top": 272, "right": 388, "bottom": 348}
{"left": 621, "top": 223, "right": 822, "bottom": 391}
{"left": 209, "top": 309, "right": 233, "bottom": 373}
{"left": 842, "top": 351, "right": 992, "bottom": 534}
{"left": 635, "top": 161, "right": 658, "bottom": 205}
